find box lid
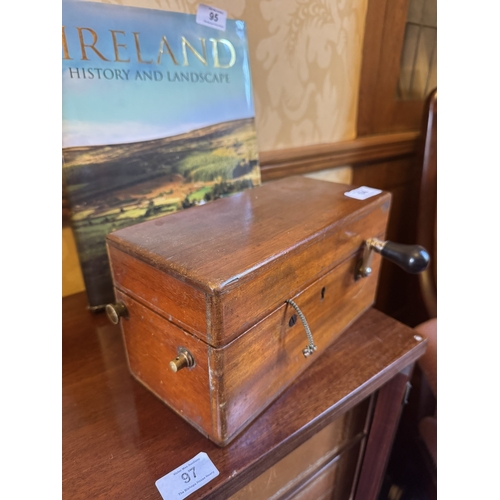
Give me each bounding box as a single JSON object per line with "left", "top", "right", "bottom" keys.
{"left": 107, "top": 176, "right": 391, "bottom": 346}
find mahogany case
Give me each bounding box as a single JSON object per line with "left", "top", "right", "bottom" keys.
{"left": 106, "top": 176, "right": 391, "bottom": 446}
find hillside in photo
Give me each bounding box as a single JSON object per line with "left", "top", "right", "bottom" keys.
{"left": 63, "top": 117, "right": 260, "bottom": 307}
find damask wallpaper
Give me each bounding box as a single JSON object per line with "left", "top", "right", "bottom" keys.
{"left": 86, "top": 0, "right": 369, "bottom": 152}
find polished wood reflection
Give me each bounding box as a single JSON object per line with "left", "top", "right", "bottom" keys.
{"left": 63, "top": 292, "right": 425, "bottom": 499}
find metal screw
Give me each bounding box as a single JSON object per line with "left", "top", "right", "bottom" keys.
{"left": 169, "top": 348, "right": 195, "bottom": 373}
{"left": 414, "top": 334, "right": 423, "bottom": 342}
{"left": 289, "top": 314, "right": 297, "bottom": 327}
{"left": 105, "top": 302, "right": 128, "bottom": 324}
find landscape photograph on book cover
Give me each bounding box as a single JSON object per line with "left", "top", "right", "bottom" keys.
{"left": 62, "top": 1, "right": 261, "bottom": 308}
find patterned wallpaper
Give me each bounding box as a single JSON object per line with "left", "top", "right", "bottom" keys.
{"left": 87, "top": 0, "right": 369, "bottom": 152}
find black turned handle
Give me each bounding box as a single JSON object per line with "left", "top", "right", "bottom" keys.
{"left": 379, "top": 241, "right": 430, "bottom": 274}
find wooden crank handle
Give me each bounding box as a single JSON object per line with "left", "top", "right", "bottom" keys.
{"left": 375, "top": 240, "right": 430, "bottom": 274}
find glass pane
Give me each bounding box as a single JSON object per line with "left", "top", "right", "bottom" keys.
{"left": 411, "top": 26, "right": 437, "bottom": 99}
{"left": 397, "top": 0, "right": 437, "bottom": 101}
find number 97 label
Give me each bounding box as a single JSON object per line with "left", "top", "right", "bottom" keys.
{"left": 196, "top": 4, "right": 227, "bottom": 31}
{"left": 156, "top": 452, "right": 220, "bottom": 499}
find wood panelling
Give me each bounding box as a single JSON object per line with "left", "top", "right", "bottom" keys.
{"left": 357, "top": 0, "right": 426, "bottom": 135}
{"left": 228, "top": 399, "right": 370, "bottom": 500}
{"left": 289, "top": 441, "right": 363, "bottom": 500}
{"left": 259, "top": 132, "right": 419, "bottom": 181}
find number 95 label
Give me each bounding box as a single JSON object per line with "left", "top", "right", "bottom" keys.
{"left": 155, "top": 452, "right": 220, "bottom": 499}
{"left": 196, "top": 4, "right": 227, "bottom": 31}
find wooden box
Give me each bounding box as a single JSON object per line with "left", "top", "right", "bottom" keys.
{"left": 106, "top": 176, "right": 391, "bottom": 446}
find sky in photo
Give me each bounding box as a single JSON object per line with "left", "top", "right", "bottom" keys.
{"left": 62, "top": 1, "right": 255, "bottom": 148}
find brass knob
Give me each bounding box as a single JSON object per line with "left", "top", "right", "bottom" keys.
{"left": 105, "top": 302, "right": 128, "bottom": 324}
{"left": 169, "top": 348, "right": 195, "bottom": 373}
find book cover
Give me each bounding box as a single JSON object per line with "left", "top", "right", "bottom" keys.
{"left": 62, "top": 1, "right": 261, "bottom": 310}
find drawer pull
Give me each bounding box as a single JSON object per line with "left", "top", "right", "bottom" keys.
{"left": 286, "top": 299, "right": 317, "bottom": 358}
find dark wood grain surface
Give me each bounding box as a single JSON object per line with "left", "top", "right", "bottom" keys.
{"left": 107, "top": 176, "right": 391, "bottom": 347}
{"left": 107, "top": 176, "right": 390, "bottom": 292}
{"left": 259, "top": 132, "right": 419, "bottom": 181}
{"left": 415, "top": 89, "right": 437, "bottom": 319}
{"left": 63, "top": 292, "right": 426, "bottom": 500}
{"left": 112, "top": 250, "right": 383, "bottom": 446}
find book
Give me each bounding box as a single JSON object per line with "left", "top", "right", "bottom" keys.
{"left": 62, "top": 1, "right": 261, "bottom": 310}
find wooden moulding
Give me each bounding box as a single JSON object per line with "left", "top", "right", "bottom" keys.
{"left": 259, "top": 132, "right": 419, "bottom": 181}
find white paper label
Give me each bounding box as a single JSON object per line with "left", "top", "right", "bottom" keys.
{"left": 196, "top": 4, "right": 227, "bottom": 31}
{"left": 155, "top": 452, "right": 220, "bottom": 500}
{"left": 344, "top": 186, "right": 382, "bottom": 200}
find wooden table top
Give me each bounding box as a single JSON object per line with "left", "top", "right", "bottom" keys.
{"left": 63, "top": 292, "right": 426, "bottom": 500}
